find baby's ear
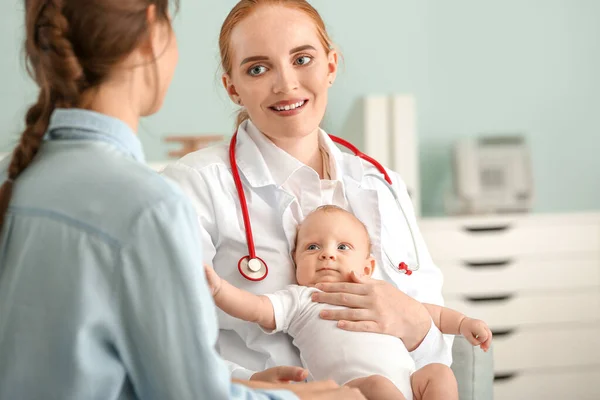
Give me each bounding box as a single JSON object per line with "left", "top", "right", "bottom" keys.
{"left": 363, "top": 256, "right": 376, "bottom": 277}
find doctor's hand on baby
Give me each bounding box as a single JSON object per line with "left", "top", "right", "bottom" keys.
{"left": 312, "top": 270, "right": 433, "bottom": 352}
{"left": 313, "top": 270, "right": 494, "bottom": 353}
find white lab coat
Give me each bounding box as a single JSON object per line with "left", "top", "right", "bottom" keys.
{"left": 162, "top": 120, "right": 453, "bottom": 380}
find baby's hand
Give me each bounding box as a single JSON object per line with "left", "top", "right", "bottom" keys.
{"left": 203, "top": 264, "right": 222, "bottom": 297}
{"left": 459, "top": 317, "right": 493, "bottom": 352}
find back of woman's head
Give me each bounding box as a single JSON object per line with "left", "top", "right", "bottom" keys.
{"left": 219, "top": 0, "right": 335, "bottom": 127}
{"left": 0, "top": 0, "right": 176, "bottom": 229}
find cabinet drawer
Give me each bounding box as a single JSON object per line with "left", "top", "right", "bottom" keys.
{"left": 494, "top": 367, "right": 600, "bottom": 400}
{"left": 420, "top": 219, "right": 600, "bottom": 260}
{"left": 493, "top": 326, "right": 600, "bottom": 371}
{"left": 445, "top": 291, "right": 600, "bottom": 329}
{"left": 439, "top": 256, "right": 600, "bottom": 295}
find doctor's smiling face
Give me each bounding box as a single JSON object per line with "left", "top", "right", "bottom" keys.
{"left": 220, "top": 2, "right": 338, "bottom": 141}
{"left": 294, "top": 206, "right": 375, "bottom": 287}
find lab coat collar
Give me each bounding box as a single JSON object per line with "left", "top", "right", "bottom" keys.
{"left": 234, "top": 119, "right": 366, "bottom": 189}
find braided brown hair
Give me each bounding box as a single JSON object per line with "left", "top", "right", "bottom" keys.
{"left": 0, "top": 0, "right": 177, "bottom": 229}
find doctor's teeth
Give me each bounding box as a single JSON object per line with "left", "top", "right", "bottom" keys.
{"left": 274, "top": 101, "right": 305, "bottom": 111}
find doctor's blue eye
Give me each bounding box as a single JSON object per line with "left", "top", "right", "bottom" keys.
{"left": 294, "top": 56, "right": 313, "bottom": 66}
{"left": 337, "top": 244, "right": 350, "bottom": 251}
{"left": 307, "top": 244, "right": 320, "bottom": 251}
{"left": 248, "top": 65, "right": 268, "bottom": 76}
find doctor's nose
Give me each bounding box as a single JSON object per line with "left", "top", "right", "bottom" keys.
{"left": 272, "top": 67, "right": 299, "bottom": 94}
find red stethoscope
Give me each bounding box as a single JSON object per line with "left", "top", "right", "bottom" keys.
{"left": 229, "top": 131, "right": 420, "bottom": 281}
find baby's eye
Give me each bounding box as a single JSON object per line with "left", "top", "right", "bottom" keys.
{"left": 338, "top": 244, "right": 350, "bottom": 251}
{"left": 294, "top": 55, "right": 313, "bottom": 66}
{"left": 307, "top": 244, "right": 320, "bottom": 251}
{"left": 248, "top": 65, "right": 268, "bottom": 76}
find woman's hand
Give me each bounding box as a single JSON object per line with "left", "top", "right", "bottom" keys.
{"left": 203, "top": 264, "right": 222, "bottom": 297}
{"left": 250, "top": 366, "right": 308, "bottom": 383}
{"left": 234, "top": 378, "right": 366, "bottom": 399}
{"left": 459, "top": 317, "right": 493, "bottom": 352}
{"left": 311, "top": 271, "right": 432, "bottom": 351}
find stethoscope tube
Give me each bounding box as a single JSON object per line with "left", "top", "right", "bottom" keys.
{"left": 327, "top": 135, "right": 392, "bottom": 185}
{"left": 229, "top": 132, "right": 269, "bottom": 281}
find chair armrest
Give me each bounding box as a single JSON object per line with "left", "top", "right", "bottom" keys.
{"left": 451, "top": 336, "right": 494, "bottom": 400}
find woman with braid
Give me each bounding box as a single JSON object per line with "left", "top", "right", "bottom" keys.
{"left": 0, "top": 1, "right": 364, "bottom": 400}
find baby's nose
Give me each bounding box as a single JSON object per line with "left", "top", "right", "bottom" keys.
{"left": 319, "top": 251, "right": 336, "bottom": 260}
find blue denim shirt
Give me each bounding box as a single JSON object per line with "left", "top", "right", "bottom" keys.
{"left": 0, "top": 109, "right": 297, "bottom": 400}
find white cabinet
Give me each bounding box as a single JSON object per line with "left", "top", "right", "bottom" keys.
{"left": 420, "top": 213, "right": 600, "bottom": 400}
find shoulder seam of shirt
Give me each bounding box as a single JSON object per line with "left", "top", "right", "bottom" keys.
{"left": 8, "top": 206, "right": 121, "bottom": 249}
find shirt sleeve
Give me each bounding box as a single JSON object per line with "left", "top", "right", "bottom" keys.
{"left": 116, "top": 194, "right": 297, "bottom": 400}
{"left": 409, "top": 320, "right": 453, "bottom": 369}
{"left": 389, "top": 171, "right": 454, "bottom": 367}
{"left": 161, "top": 162, "right": 218, "bottom": 265}
{"left": 264, "top": 285, "right": 304, "bottom": 334}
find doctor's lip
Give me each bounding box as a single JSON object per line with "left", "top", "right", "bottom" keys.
{"left": 269, "top": 98, "right": 308, "bottom": 108}
{"left": 268, "top": 99, "right": 309, "bottom": 115}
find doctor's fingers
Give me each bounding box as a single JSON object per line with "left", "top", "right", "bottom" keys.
{"left": 251, "top": 366, "right": 308, "bottom": 382}
{"left": 312, "top": 292, "right": 372, "bottom": 308}
{"left": 287, "top": 380, "right": 339, "bottom": 394}
{"left": 241, "top": 379, "right": 339, "bottom": 393}
{"left": 319, "top": 307, "right": 375, "bottom": 322}
{"left": 336, "top": 320, "right": 380, "bottom": 334}
{"left": 301, "top": 387, "right": 367, "bottom": 400}
{"left": 315, "top": 282, "right": 371, "bottom": 295}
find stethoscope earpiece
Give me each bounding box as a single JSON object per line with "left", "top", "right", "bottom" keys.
{"left": 398, "top": 262, "right": 413, "bottom": 276}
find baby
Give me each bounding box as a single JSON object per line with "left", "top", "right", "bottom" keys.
{"left": 205, "top": 205, "right": 492, "bottom": 400}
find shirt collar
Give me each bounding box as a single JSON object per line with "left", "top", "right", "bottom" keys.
{"left": 45, "top": 108, "right": 145, "bottom": 163}
{"left": 234, "top": 119, "right": 366, "bottom": 188}
{"left": 244, "top": 120, "right": 305, "bottom": 187}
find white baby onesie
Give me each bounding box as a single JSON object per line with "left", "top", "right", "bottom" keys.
{"left": 265, "top": 285, "right": 415, "bottom": 399}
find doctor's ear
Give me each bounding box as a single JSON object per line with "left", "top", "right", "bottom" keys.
{"left": 222, "top": 73, "right": 242, "bottom": 105}
{"left": 326, "top": 49, "right": 338, "bottom": 86}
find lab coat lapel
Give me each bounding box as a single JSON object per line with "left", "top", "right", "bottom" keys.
{"left": 277, "top": 189, "right": 299, "bottom": 255}
{"left": 343, "top": 173, "right": 384, "bottom": 273}
{"left": 234, "top": 124, "right": 311, "bottom": 258}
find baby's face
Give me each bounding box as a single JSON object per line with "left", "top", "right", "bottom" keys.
{"left": 294, "top": 210, "right": 375, "bottom": 287}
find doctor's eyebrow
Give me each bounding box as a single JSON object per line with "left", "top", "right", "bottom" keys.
{"left": 239, "top": 45, "right": 317, "bottom": 66}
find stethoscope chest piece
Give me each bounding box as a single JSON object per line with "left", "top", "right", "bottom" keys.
{"left": 238, "top": 256, "right": 269, "bottom": 281}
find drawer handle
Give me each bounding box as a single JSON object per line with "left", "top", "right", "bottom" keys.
{"left": 494, "top": 372, "right": 518, "bottom": 382}
{"left": 463, "top": 224, "right": 511, "bottom": 233}
{"left": 492, "top": 329, "right": 515, "bottom": 338}
{"left": 465, "top": 294, "right": 513, "bottom": 303}
{"left": 464, "top": 259, "right": 512, "bottom": 268}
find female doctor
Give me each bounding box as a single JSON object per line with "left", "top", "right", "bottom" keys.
{"left": 163, "top": 0, "right": 453, "bottom": 393}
